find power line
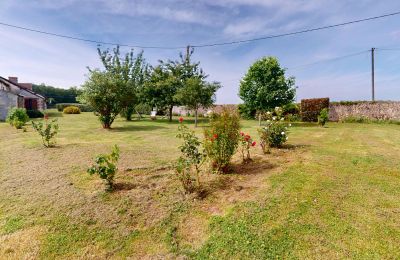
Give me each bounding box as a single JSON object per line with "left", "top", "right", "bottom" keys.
{"left": 192, "top": 11, "right": 400, "bottom": 47}
{"left": 1, "top": 11, "right": 400, "bottom": 49}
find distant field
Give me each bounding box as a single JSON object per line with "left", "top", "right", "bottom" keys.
{"left": 0, "top": 110, "right": 399, "bottom": 259}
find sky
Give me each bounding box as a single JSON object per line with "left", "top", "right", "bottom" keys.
{"left": 1, "top": 0, "right": 400, "bottom": 104}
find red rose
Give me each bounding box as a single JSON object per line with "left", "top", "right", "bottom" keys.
{"left": 252, "top": 141, "right": 256, "bottom": 147}
{"left": 240, "top": 132, "right": 244, "bottom": 136}
{"left": 179, "top": 117, "right": 184, "bottom": 123}
{"left": 213, "top": 134, "right": 218, "bottom": 139}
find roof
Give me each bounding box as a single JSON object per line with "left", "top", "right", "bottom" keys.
{"left": 0, "top": 76, "right": 45, "bottom": 100}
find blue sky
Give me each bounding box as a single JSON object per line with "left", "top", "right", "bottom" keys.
{"left": 1, "top": 0, "right": 400, "bottom": 103}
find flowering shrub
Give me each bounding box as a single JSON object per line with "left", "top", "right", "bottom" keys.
{"left": 31, "top": 118, "right": 59, "bottom": 147}
{"left": 6, "top": 108, "right": 29, "bottom": 129}
{"left": 87, "top": 145, "right": 120, "bottom": 191}
{"left": 63, "top": 106, "right": 81, "bottom": 114}
{"left": 203, "top": 107, "right": 240, "bottom": 173}
{"left": 175, "top": 119, "right": 205, "bottom": 193}
{"left": 239, "top": 132, "right": 256, "bottom": 162}
{"left": 258, "top": 107, "right": 290, "bottom": 153}
{"left": 318, "top": 108, "right": 329, "bottom": 126}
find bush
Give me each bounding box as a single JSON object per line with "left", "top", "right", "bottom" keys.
{"left": 318, "top": 108, "right": 329, "bottom": 126}
{"left": 300, "top": 98, "right": 329, "bottom": 122}
{"left": 175, "top": 120, "right": 205, "bottom": 193}
{"left": 31, "top": 118, "right": 59, "bottom": 147}
{"left": 56, "top": 103, "right": 93, "bottom": 112}
{"left": 63, "top": 106, "right": 81, "bottom": 114}
{"left": 26, "top": 109, "right": 44, "bottom": 118}
{"left": 6, "top": 108, "right": 29, "bottom": 129}
{"left": 258, "top": 107, "right": 290, "bottom": 153}
{"left": 87, "top": 145, "right": 120, "bottom": 192}
{"left": 239, "top": 132, "right": 256, "bottom": 163}
{"left": 238, "top": 103, "right": 256, "bottom": 119}
{"left": 282, "top": 103, "right": 300, "bottom": 116}
{"left": 203, "top": 107, "right": 240, "bottom": 173}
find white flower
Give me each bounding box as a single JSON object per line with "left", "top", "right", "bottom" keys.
{"left": 266, "top": 111, "right": 271, "bottom": 115}
{"left": 286, "top": 137, "right": 289, "bottom": 140}
{"left": 289, "top": 124, "right": 292, "bottom": 127}
{"left": 281, "top": 132, "right": 285, "bottom": 135}
{"left": 272, "top": 116, "right": 277, "bottom": 121}
{"left": 280, "top": 118, "right": 284, "bottom": 121}
{"left": 267, "top": 120, "right": 270, "bottom": 122}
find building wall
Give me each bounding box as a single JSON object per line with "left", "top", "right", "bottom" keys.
{"left": 0, "top": 90, "right": 18, "bottom": 121}
{"left": 329, "top": 101, "right": 400, "bottom": 121}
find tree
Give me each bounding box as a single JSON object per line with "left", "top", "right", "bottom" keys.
{"left": 175, "top": 77, "right": 221, "bottom": 127}
{"left": 239, "top": 57, "right": 296, "bottom": 123}
{"left": 80, "top": 46, "right": 147, "bottom": 128}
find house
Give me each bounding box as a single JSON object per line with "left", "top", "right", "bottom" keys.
{"left": 0, "top": 76, "right": 46, "bottom": 121}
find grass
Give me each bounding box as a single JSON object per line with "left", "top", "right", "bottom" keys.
{"left": 0, "top": 110, "right": 399, "bottom": 258}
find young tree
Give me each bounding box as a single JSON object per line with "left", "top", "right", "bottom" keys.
{"left": 80, "top": 46, "right": 147, "bottom": 127}
{"left": 239, "top": 57, "right": 296, "bottom": 124}
{"left": 175, "top": 77, "right": 221, "bottom": 127}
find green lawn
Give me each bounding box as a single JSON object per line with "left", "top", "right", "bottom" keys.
{"left": 0, "top": 110, "right": 399, "bottom": 259}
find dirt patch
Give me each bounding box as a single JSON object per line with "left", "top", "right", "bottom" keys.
{"left": 0, "top": 226, "right": 44, "bottom": 259}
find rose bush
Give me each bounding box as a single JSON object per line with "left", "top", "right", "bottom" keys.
{"left": 258, "top": 107, "right": 290, "bottom": 153}
{"left": 239, "top": 132, "right": 256, "bottom": 163}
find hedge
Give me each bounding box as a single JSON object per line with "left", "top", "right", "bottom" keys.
{"left": 56, "top": 103, "right": 93, "bottom": 112}
{"left": 300, "top": 98, "right": 329, "bottom": 122}
{"left": 27, "top": 109, "right": 44, "bottom": 118}
{"left": 63, "top": 106, "right": 81, "bottom": 114}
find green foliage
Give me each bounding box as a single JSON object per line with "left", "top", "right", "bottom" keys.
{"left": 239, "top": 57, "right": 296, "bottom": 113}
{"left": 239, "top": 132, "right": 256, "bottom": 162}
{"left": 175, "top": 122, "right": 205, "bottom": 193}
{"left": 33, "top": 84, "right": 80, "bottom": 108}
{"left": 63, "top": 106, "right": 81, "bottom": 114}
{"left": 238, "top": 103, "right": 256, "bottom": 119}
{"left": 26, "top": 109, "right": 44, "bottom": 118}
{"left": 32, "top": 118, "right": 59, "bottom": 147}
{"left": 87, "top": 145, "right": 120, "bottom": 191}
{"left": 339, "top": 116, "right": 400, "bottom": 125}
{"left": 282, "top": 103, "right": 300, "bottom": 116}
{"left": 318, "top": 108, "right": 329, "bottom": 126}
{"left": 258, "top": 107, "right": 290, "bottom": 152}
{"left": 203, "top": 107, "right": 240, "bottom": 173}
{"left": 300, "top": 98, "right": 329, "bottom": 122}
{"left": 6, "top": 108, "right": 29, "bottom": 129}
{"left": 56, "top": 103, "right": 93, "bottom": 112}
{"left": 79, "top": 46, "right": 148, "bottom": 128}
{"left": 175, "top": 77, "right": 221, "bottom": 126}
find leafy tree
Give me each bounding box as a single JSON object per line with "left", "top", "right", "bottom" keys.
{"left": 80, "top": 46, "right": 147, "bottom": 128}
{"left": 32, "top": 84, "right": 80, "bottom": 107}
{"left": 175, "top": 77, "right": 221, "bottom": 127}
{"left": 239, "top": 57, "right": 296, "bottom": 121}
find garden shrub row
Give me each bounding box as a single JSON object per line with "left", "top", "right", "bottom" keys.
{"left": 300, "top": 98, "right": 329, "bottom": 122}
{"left": 56, "top": 103, "right": 93, "bottom": 112}
{"left": 63, "top": 106, "right": 81, "bottom": 114}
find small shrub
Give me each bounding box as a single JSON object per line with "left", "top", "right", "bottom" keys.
{"left": 238, "top": 103, "right": 256, "bottom": 119}
{"left": 56, "top": 103, "right": 93, "bottom": 112}
{"left": 239, "top": 132, "right": 256, "bottom": 163}
{"left": 31, "top": 118, "right": 59, "bottom": 147}
{"left": 6, "top": 108, "right": 29, "bottom": 129}
{"left": 300, "top": 98, "right": 329, "bottom": 122}
{"left": 282, "top": 103, "right": 300, "bottom": 116}
{"left": 175, "top": 120, "right": 205, "bottom": 193}
{"left": 203, "top": 107, "right": 240, "bottom": 173}
{"left": 26, "top": 109, "right": 44, "bottom": 118}
{"left": 318, "top": 108, "right": 329, "bottom": 126}
{"left": 63, "top": 106, "right": 81, "bottom": 114}
{"left": 87, "top": 145, "right": 120, "bottom": 192}
{"left": 258, "top": 107, "right": 290, "bottom": 153}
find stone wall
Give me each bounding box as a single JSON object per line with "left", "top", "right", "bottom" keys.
{"left": 329, "top": 101, "right": 400, "bottom": 121}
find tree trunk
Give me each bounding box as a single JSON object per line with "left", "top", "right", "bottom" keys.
{"left": 195, "top": 109, "right": 198, "bottom": 127}
{"left": 169, "top": 106, "right": 173, "bottom": 122}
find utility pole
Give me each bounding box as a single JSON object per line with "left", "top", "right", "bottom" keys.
{"left": 186, "top": 45, "right": 191, "bottom": 63}
{"left": 371, "top": 47, "right": 375, "bottom": 102}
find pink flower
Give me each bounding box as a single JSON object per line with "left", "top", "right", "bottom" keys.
{"left": 179, "top": 117, "right": 184, "bottom": 123}
{"left": 240, "top": 132, "right": 244, "bottom": 136}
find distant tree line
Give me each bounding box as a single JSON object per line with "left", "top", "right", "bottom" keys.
{"left": 32, "top": 84, "right": 81, "bottom": 107}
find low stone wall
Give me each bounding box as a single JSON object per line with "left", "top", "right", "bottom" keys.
{"left": 329, "top": 101, "right": 400, "bottom": 121}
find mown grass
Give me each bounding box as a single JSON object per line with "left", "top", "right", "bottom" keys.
{"left": 0, "top": 110, "right": 399, "bottom": 259}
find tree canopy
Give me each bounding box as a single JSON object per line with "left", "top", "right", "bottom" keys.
{"left": 239, "top": 57, "right": 296, "bottom": 115}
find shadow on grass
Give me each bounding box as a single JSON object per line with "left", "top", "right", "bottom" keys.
{"left": 110, "top": 125, "right": 168, "bottom": 132}
{"left": 46, "top": 111, "right": 64, "bottom": 118}
{"left": 280, "top": 143, "right": 311, "bottom": 150}
{"left": 113, "top": 182, "right": 138, "bottom": 191}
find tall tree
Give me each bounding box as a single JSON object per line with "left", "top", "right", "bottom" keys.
{"left": 79, "top": 46, "right": 147, "bottom": 128}
{"left": 175, "top": 77, "right": 221, "bottom": 127}
{"left": 239, "top": 57, "right": 296, "bottom": 123}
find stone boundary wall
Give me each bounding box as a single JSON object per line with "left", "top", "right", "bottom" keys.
{"left": 329, "top": 101, "right": 400, "bottom": 121}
